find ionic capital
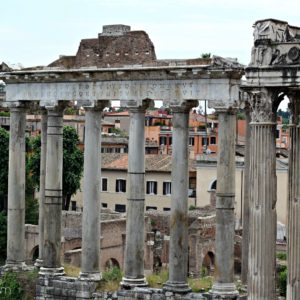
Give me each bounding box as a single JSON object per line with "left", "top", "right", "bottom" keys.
{"left": 45, "top": 100, "right": 71, "bottom": 115}
{"left": 126, "top": 99, "right": 154, "bottom": 113}
{"left": 170, "top": 100, "right": 198, "bottom": 114}
{"left": 5, "top": 100, "right": 39, "bottom": 112}
{"left": 81, "top": 100, "right": 110, "bottom": 112}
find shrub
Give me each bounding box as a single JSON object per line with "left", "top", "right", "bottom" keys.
{"left": 276, "top": 252, "right": 287, "bottom": 260}
{"left": 0, "top": 271, "right": 24, "bottom": 300}
{"left": 102, "top": 267, "right": 122, "bottom": 283}
{"left": 278, "top": 266, "right": 287, "bottom": 296}
{"left": 0, "top": 212, "right": 7, "bottom": 263}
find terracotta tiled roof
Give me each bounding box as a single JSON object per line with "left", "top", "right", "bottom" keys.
{"left": 104, "top": 111, "right": 129, "bottom": 117}
{"left": 101, "top": 153, "right": 196, "bottom": 172}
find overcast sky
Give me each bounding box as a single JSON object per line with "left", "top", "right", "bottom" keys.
{"left": 2, "top": 0, "right": 300, "bottom": 68}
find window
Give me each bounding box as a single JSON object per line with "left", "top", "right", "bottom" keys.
{"left": 202, "top": 137, "right": 209, "bottom": 146}
{"left": 115, "top": 204, "right": 126, "bottom": 213}
{"left": 116, "top": 179, "right": 126, "bottom": 193}
{"left": 146, "top": 181, "right": 157, "bottom": 195}
{"left": 210, "top": 136, "right": 216, "bottom": 144}
{"left": 71, "top": 201, "right": 77, "bottom": 211}
{"left": 163, "top": 182, "right": 172, "bottom": 195}
{"left": 102, "top": 178, "right": 108, "bottom": 192}
{"left": 163, "top": 207, "right": 171, "bottom": 212}
{"left": 189, "top": 137, "right": 195, "bottom": 146}
{"left": 160, "top": 136, "right": 167, "bottom": 145}
{"left": 210, "top": 180, "right": 217, "bottom": 190}
{"left": 102, "top": 203, "right": 108, "bottom": 208}
{"left": 146, "top": 206, "right": 157, "bottom": 211}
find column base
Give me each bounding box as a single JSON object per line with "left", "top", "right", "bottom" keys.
{"left": 210, "top": 282, "right": 239, "bottom": 299}
{"left": 34, "top": 259, "right": 43, "bottom": 268}
{"left": 3, "top": 261, "right": 31, "bottom": 272}
{"left": 79, "top": 271, "right": 102, "bottom": 281}
{"left": 121, "top": 276, "right": 148, "bottom": 289}
{"left": 163, "top": 281, "right": 192, "bottom": 294}
{"left": 39, "top": 267, "right": 65, "bottom": 277}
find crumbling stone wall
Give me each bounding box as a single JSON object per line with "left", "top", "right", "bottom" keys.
{"left": 49, "top": 25, "right": 157, "bottom": 69}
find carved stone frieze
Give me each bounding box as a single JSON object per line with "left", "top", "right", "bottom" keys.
{"left": 249, "top": 19, "right": 300, "bottom": 67}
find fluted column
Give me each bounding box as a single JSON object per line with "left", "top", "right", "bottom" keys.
{"left": 286, "top": 95, "right": 300, "bottom": 299}
{"left": 163, "top": 101, "right": 197, "bottom": 294}
{"left": 5, "top": 104, "right": 27, "bottom": 270}
{"left": 35, "top": 110, "right": 48, "bottom": 267}
{"left": 79, "top": 101, "right": 108, "bottom": 281}
{"left": 39, "top": 103, "right": 65, "bottom": 276}
{"left": 241, "top": 105, "right": 251, "bottom": 284}
{"left": 247, "top": 89, "right": 277, "bottom": 299}
{"left": 121, "top": 102, "right": 148, "bottom": 288}
{"left": 210, "top": 108, "right": 238, "bottom": 299}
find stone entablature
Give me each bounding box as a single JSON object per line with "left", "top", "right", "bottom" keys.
{"left": 1, "top": 63, "right": 242, "bottom": 108}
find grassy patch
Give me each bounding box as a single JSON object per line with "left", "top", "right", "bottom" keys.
{"left": 147, "top": 269, "right": 169, "bottom": 288}
{"left": 188, "top": 276, "right": 213, "bottom": 292}
{"left": 97, "top": 267, "right": 123, "bottom": 292}
{"left": 63, "top": 264, "right": 80, "bottom": 277}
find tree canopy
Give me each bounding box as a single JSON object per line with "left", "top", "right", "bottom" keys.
{"left": 30, "top": 125, "right": 84, "bottom": 210}
{"left": 0, "top": 128, "right": 9, "bottom": 211}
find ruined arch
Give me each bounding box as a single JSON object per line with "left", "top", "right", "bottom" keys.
{"left": 30, "top": 245, "right": 39, "bottom": 262}
{"left": 208, "top": 179, "right": 217, "bottom": 207}
{"left": 202, "top": 251, "right": 215, "bottom": 276}
{"left": 105, "top": 258, "right": 120, "bottom": 269}
{"left": 209, "top": 179, "right": 217, "bottom": 191}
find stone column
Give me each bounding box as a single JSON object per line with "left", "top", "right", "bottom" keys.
{"left": 35, "top": 110, "right": 48, "bottom": 267}
{"left": 5, "top": 104, "right": 27, "bottom": 270}
{"left": 210, "top": 108, "right": 238, "bottom": 299}
{"left": 79, "top": 101, "right": 108, "bottom": 281}
{"left": 39, "top": 104, "right": 65, "bottom": 276}
{"left": 247, "top": 89, "right": 277, "bottom": 299}
{"left": 286, "top": 95, "right": 300, "bottom": 299}
{"left": 163, "top": 101, "right": 197, "bottom": 294}
{"left": 121, "top": 103, "right": 148, "bottom": 288}
{"left": 241, "top": 105, "right": 251, "bottom": 284}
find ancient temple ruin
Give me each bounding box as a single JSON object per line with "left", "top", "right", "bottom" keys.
{"left": 0, "top": 19, "right": 299, "bottom": 299}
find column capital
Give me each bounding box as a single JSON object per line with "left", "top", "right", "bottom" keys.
{"left": 5, "top": 100, "right": 39, "bottom": 112}
{"left": 170, "top": 100, "right": 198, "bottom": 114}
{"left": 79, "top": 100, "right": 110, "bottom": 111}
{"left": 126, "top": 99, "right": 154, "bottom": 113}
{"left": 214, "top": 106, "right": 237, "bottom": 115}
{"left": 45, "top": 100, "right": 71, "bottom": 113}
{"left": 246, "top": 88, "right": 279, "bottom": 123}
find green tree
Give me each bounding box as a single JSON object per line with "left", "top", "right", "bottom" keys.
{"left": 62, "top": 126, "right": 84, "bottom": 210}
{"left": 201, "top": 53, "right": 211, "bottom": 59}
{"left": 30, "top": 126, "right": 84, "bottom": 210}
{"left": 0, "top": 211, "right": 7, "bottom": 263}
{"left": 25, "top": 137, "right": 39, "bottom": 224}
{"left": 0, "top": 128, "right": 9, "bottom": 211}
